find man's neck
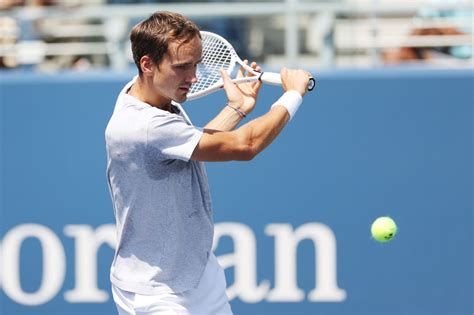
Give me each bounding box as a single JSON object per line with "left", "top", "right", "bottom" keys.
{"left": 130, "top": 76, "right": 173, "bottom": 113}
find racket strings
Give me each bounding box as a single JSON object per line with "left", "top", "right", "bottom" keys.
{"left": 189, "top": 34, "right": 234, "bottom": 95}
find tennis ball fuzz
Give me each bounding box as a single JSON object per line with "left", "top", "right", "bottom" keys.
{"left": 371, "top": 216, "right": 397, "bottom": 242}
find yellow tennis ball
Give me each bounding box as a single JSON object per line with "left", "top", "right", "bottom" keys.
{"left": 371, "top": 216, "right": 397, "bottom": 242}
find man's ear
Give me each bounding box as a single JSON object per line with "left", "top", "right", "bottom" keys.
{"left": 140, "top": 56, "right": 154, "bottom": 76}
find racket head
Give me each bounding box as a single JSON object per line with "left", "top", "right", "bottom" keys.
{"left": 187, "top": 31, "right": 250, "bottom": 101}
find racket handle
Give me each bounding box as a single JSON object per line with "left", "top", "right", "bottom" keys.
{"left": 259, "top": 72, "right": 282, "bottom": 86}
{"left": 259, "top": 72, "right": 316, "bottom": 91}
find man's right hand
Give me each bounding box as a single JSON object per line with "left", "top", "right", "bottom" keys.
{"left": 280, "top": 68, "right": 313, "bottom": 96}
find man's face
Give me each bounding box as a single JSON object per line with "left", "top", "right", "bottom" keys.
{"left": 152, "top": 36, "right": 202, "bottom": 104}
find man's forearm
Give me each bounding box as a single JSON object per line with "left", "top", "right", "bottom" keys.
{"left": 237, "top": 106, "right": 290, "bottom": 157}
{"left": 205, "top": 105, "right": 246, "bottom": 131}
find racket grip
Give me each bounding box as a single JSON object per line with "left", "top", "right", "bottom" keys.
{"left": 259, "top": 72, "right": 282, "bottom": 86}
{"left": 259, "top": 72, "right": 316, "bottom": 91}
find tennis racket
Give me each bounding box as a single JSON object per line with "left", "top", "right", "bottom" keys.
{"left": 187, "top": 31, "right": 316, "bottom": 101}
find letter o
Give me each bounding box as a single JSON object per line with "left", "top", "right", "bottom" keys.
{"left": 2, "top": 224, "right": 65, "bottom": 305}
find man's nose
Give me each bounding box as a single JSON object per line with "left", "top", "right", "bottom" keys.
{"left": 188, "top": 70, "right": 198, "bottom": 84}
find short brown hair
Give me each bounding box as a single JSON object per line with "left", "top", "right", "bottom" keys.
{"left": 130, "top": 11, "right": 201, "bottom": 74}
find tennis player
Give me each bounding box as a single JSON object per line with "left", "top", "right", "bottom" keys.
{"left": 105, "top": 11, "right": 312, "bottom": 315}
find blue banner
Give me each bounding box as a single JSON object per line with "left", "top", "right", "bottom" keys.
{"left": 0, "top": 69, "right": 472, "bottom": 315}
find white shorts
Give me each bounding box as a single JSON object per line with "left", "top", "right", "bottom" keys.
{"left": 111, "top": 254, "right": 233, "bottom": 315}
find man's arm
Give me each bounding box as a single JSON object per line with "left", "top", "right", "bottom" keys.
{"left": 191, "top": 68, "right": 310, "bottom": 162}
{"left": 192, "top": 105, "right": 289, "bottom": 161}
{"left": 204, "top": 105, "right": 245, "bottom": 131}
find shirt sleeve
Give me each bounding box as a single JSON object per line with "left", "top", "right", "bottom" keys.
{"left": 146, "top": 113, "right": 203, "bottom": 161}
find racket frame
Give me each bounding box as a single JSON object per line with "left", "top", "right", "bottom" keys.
{"left": 187, "top": 31, "right": 315, "bottom": 101}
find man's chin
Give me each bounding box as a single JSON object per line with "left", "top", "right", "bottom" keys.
{"left": 174, "top": 94, "right": 188, "bottom": 103}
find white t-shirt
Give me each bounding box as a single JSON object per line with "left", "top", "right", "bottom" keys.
{"left": 105, "top": 78, "right": 214, "bottom": 294}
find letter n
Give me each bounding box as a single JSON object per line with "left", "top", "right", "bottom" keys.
{"left": 265, "top": 223, "right": 346, "bottom": 302}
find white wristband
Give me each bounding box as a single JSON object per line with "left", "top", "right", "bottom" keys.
{"left": 271, "top": 90, "right": 303, "bottom": 121}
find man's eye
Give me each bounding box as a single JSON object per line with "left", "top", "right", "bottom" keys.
{"left": 175, "top": 63, "right": 198, "bottom": 70}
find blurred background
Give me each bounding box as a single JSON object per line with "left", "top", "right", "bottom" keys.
{"left": 0, "top": 1, "right": 473, "bottom": 315}
{"left": 0, "top": 0, "right": 472, "bottom": 71}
